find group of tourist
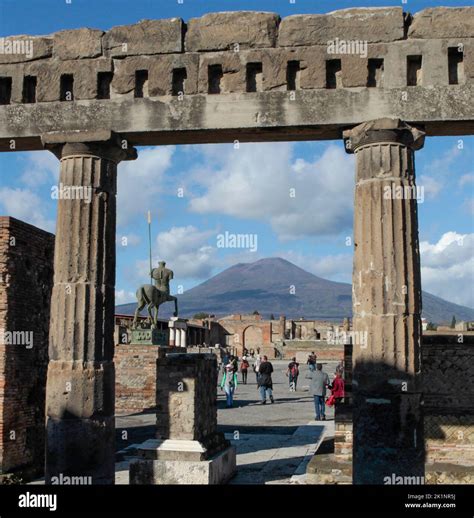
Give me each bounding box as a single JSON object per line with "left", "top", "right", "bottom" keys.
{"left": 219, "top": 351, "right": 345, "bottom": 417}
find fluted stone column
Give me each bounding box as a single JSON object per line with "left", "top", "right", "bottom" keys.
{"left": 42, "top": 131, "right": 136, "bottom": 484}
{"left": 169, "top": 327, "right": 176, "bottom": 347}
{"left": 343, "top": 119, "right": 425, "bottom": 484}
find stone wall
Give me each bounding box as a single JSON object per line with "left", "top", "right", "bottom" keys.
{"left": 0, "top": 7, "right": 473, "bottom": 148}
{"left": 0, "top": 216, "right": 54, "bottom": 478}
{"left": 335, "top": 336, "right": 474, "bottom": 483}
{"left": 422, "top": 335, "right": 474, "bottom": 474}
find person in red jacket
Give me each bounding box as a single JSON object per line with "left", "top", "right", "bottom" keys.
{"left": 330, "top": 371, "right": 345, "bottom": 404}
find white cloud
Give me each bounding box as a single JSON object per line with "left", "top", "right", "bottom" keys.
{"left": 20, "top": 151, "right": 58, "bottom": 187}
{"left": 188, "top": 143, "right": 354, "bottom": 240}
{"left": 0, "top": 187, "right": 55, "bottom": 232}
{"left": 418, "top": 175, "right": 443, "bottom": 199}
{"left": 420, "top": 232, "right": 474, "bottom": 308}
{"left": 115, "top": 289, "right": 136, "bottom": 305}
{"left": 117, "top": 146, "right": 174, "bottom": 225}
{"left": 154, "top": 225, "right": 217, "bottom": 279}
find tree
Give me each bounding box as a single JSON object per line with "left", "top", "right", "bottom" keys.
{"left": 193, "top": 312, "right": 209, "bottom": 320}
{"left": 252, "top": 310, "right": 260, "bottom": 315}
{"left": 451, "top": 315, "right": 456, "bottom": 329}
{"left": 270, "top": 313, "right": 275, "bottom": 320}
{"left": 427, "top": 322, "right": 437, "bottom": 331}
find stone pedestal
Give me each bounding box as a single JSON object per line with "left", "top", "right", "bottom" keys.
{"left": 42, "top": 131, "right": 136, "bottom": 484}
{"left": 130, "top": 353, "right": 236, "bottom": 484}
{"left": 343, "top": 119, "right": 425, "bottom": 484}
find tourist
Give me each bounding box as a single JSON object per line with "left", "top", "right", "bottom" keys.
{"left": 306, "top": 363, "right": 329, "bottom": 420}
{"left": 330, "top": 371, "right": 345, "bottom": 404}
{"left": 257, "top": 355, "right": 274, "bottom": 404}
{"left": 230, "top": 355, "right": 238, "bottom": 373}
{"left": 253, "top": 354, "right": 262, "bottom": 384}
{"left": 220, "top": 362, "right": 238, "bottom": 408}
{"left": 222, "top": 352, "right": 230, "bottom": 372}
{"left": 286, "top": 356, "right": 299, "bottom": 391}
{"left": 240, "top": 355, "right": 249, "bottom": 384}
{"left": 307, "top": 351, "right": 317, "bottom": 372}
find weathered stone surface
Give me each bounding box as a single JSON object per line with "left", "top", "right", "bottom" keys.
{"left": 345, "top": 119, "right": 425, "bottom": 484}
{"left": 103, "top": 18, "right": 183, "bottom": 56}
{"left": 408, "top": 7, "right": 474, "bottom": 39}
{"left": 278, "top": 8, "right": 405, "bottom": 46}
{"left": 130, "top": 446, "right": 236, "bottom": 484}
{"left": 53, "top": 28, "right": 104, "bottom": 60}
{"left": 0, "top": 35, "right": 52, "bottom": 64}
{"left": 186, "top": 12, "right": 279, "bottom": 51}
{"left": 341, "top": 56, "right": 368, "bottom": 87}
{"left": 112, "top": 54, "right": 199, "bottom": 97}
{"left": 45, "top": 137, "right": 137, "bottom": 485}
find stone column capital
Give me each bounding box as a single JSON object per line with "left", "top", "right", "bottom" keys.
{"left": 41, "top": 129, "right": 138, "bottom": 163}
{"left": 343, "top": 118, "right": 425, "bottom": 154}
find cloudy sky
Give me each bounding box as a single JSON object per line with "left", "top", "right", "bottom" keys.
{"left": 1, "top": 0, "right": 473, "bottom": 308}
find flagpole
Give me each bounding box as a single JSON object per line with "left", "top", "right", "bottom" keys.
{"left": 147, "top": 210, "right": 152, "bottom": 283}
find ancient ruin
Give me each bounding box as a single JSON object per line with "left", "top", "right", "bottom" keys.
{"left": 0, "top": 6, "right": 473, "bottom": 485}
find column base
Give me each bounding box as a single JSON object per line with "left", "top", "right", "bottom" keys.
{"left": 45, "top": 416, "right": 115, "bottom": 484}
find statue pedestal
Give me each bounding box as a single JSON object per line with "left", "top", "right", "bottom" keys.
{"left": 130, "top": 438, "right": 236, "bottom": 484}
{"left": 129, "top": 353, "right": 236, "bottom": 484}
{"left": 130, "top": 328, "right": 168, "bottom": 346}
{"left": 168, "top": 317, "right": 188, "bottom": 347}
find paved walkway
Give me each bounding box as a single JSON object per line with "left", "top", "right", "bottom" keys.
{"left": 115, "top": 360, "right": 338, "bottom": 484}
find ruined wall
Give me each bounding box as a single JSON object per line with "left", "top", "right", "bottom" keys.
{"left": 0, "top": 217, "right": 54, "bottom": 478}
{"left": 0, "top": 7, "right": 473, "bottom": 148}
{"left": 422, "top": 335, "right": 474, "bottom": 482}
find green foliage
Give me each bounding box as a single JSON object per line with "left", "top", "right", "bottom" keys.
{"left": 193, "top": 312, "right": 209, "bottom": 319}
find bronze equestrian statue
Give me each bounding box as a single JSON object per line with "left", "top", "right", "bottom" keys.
{"left": 133, "top": 261, "right": 178, "bottom": 328}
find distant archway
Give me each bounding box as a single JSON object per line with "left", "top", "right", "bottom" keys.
{"left": 243, "top": 326, "right": 263, "bottom": 350}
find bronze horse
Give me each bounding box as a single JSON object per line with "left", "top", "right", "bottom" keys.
{"left": 132, "top": 284, "right": 178, "bottom": 328}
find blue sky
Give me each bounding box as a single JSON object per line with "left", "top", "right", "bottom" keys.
{"left": 0, "top": 0, "right": 473, "bottom": 309}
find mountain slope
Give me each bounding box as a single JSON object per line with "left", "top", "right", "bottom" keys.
{"left": 116, "top": 257, "right": 474, "bottom": 324}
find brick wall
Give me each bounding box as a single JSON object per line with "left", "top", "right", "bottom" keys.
{"left": 115, "top": 344, "right": 222, "bottom": 414}
{"left": 114, "top": 344, "right": 161, "bottom": 414}
{"left": 0, "top": 216, "right": 54, "bottom": 478}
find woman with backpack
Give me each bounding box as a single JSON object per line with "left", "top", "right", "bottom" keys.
{"left": 240, "top": 355, "right": 249, "bottom": 384}
{"left": 220, "top": 362, "right": 238, "bottom": 408}
{"left": 286, "top": 357, "right": 300, "bottom": 391}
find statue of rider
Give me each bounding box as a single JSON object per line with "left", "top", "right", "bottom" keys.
{"left": 151, "top": 261, "right": 174, "bottom": 296}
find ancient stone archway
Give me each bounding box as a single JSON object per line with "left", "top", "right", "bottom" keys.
{"left": 243, "top": 325, "right": 263, "bottom": 350}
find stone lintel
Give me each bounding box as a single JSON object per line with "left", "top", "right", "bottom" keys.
{"left": 168, "top": 317, "right": 189, "bottom": 329}
{"left": 343, "top": 117, "right": 426, "bottom": 153}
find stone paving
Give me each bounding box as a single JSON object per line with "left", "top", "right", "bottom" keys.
{"left": 115, "top": 360, "right": 338, "bottom": 484}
